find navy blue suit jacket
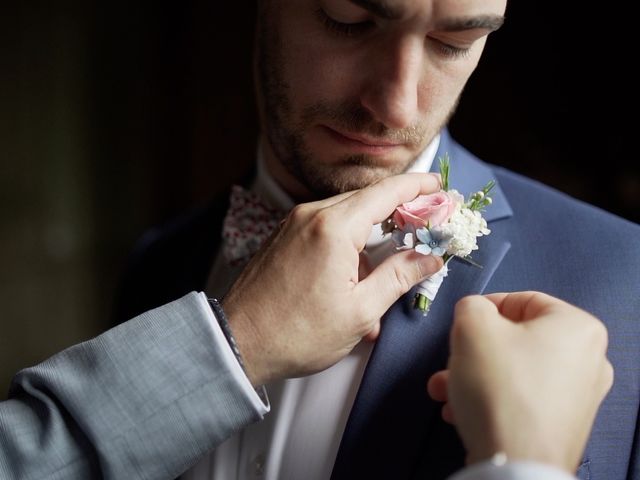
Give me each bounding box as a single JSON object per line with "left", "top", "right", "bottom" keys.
{"left": 114, "top": 130, "right": 640, "bottom": 479}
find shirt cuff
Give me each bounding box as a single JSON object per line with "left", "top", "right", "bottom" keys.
{"left": 196, "top": 292, "right": 270, "bottom": 414}
{"left": 448, "top": 460, "right": 577, "bottom": 480}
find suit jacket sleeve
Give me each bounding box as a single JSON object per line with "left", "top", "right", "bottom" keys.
{"left": 0, "top": 291, "right": 268, "bottom": 480}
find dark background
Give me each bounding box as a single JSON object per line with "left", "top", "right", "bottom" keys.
{"left": 1, "top": 2, "right": 637, "bottom": 395}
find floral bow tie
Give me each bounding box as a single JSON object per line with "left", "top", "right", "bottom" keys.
{"left": 222, "top": 185, "right": 288, "bottom": 267}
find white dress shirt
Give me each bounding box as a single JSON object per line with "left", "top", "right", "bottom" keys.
{"left": 183, "top": 136, "right": 577, "bottom": 480}
{"left": 183, "top": 137, "right": 438, "bottom": 480}
{"left": 448, "top": 460, "right": 578, "bottom": 480}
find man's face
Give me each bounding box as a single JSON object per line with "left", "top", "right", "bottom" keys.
{"left": 255, "top": 0, "right": 507, "bottom": 199}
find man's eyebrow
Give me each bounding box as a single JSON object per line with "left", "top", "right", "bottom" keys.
{"left": 349, "top": 0, "right": 403, "bottom": 20}
{"left": 346, "top": 3, "right": 505, "bottom": 32}
{"left": 437, "top": 15, "right": 505, "bottom": 32}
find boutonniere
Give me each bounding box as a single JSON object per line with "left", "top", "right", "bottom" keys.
{"left": 382, "top": 154, "right": 494, "bottom": 314}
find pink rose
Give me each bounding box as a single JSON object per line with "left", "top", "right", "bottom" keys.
{"left": 393, "top": 191, "right": 458, "bottom": 229}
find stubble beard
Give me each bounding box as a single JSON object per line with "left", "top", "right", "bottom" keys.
{"left": 256, "top": 12, "right": 458, "bottom": 199}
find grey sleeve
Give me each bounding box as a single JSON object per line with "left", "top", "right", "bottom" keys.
{"left": 0, "top": 291, "right": 267, "bottom": 480}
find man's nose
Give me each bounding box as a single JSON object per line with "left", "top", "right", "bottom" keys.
{"left": 359, "top": 36, "right": 423, "bottom": 130}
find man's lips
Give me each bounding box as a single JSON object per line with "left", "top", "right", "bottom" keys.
{"left": 321, "top": 125, "right": 403, "bottom": 154}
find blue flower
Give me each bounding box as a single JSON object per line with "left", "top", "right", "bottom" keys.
{"left": 415, "top": 227, "right": 451, "bottom": 257}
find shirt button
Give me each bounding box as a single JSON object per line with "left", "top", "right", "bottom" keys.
{"left": 252, "top": 452, "right": 266, "bottom": 477}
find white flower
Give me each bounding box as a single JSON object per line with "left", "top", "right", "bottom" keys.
{"left": 448, "top": 189, "right": 466, "bottom": 211}
{"left": 435, "top": 208, "right": 491, "bottom": 258}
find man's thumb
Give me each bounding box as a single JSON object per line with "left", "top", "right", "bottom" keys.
{"left": 358, "top": 251, "right": 443, "bottom": 318}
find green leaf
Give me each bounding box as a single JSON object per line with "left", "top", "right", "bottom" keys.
{"left": 439, "top": 153, "right": 450, "bottom": 191}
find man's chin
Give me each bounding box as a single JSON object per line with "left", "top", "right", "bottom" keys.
{"left": 305, "top": 163, "right": 401, "bottom": 197}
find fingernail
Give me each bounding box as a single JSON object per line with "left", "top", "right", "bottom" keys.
{"left": 416, "top": 253, "right": 443, "bottom": 278}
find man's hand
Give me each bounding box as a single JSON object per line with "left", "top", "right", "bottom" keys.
{"left": 427, "top": 292, "right": 613, "bottom": 473}
{"left": 223, "top": 173, "right": 444, "bottom": 386}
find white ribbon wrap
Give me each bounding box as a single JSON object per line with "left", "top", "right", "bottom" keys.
{"left": 416, "top": 264, "right": 449, "bottom": 301}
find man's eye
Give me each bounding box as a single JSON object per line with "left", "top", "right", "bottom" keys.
{"left": 316, "top": 9, "right": 374, "bottom": 37}
{"left": 429, "top": 38, "right": 471, "bottom": 60}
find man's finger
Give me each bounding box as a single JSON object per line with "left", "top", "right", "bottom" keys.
{"left": 302, "top": 190, "right": 359, "bottom": 211}
{"left": 427, "top": 370, "right": 449, "bottom": 402}
{"left": 338, "top": 173, "right": 441, "bottom": 228}
{"left": 452, "top": 295, "right": 500, "bottom": 330}
{"left": 483, "top": 291, "right": 568, "bottom": 323}
{"left": 358, "top": 251, "right": 373, "bottom": 281}
{"left": 363, "top": 321, "right": 381, "bottom": 342}
{"left": 441, "top": 403, "right": 455, "bottom": 424}
{"left": 450, "top": 295, "right": 509, "bottom": 353}
{"left": 356, "top": 250, "right": 443, "bottom": 319}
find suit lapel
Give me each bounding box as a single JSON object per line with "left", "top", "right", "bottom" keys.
{"left": 331, "top": 130, "right": 513, "bottom": 479}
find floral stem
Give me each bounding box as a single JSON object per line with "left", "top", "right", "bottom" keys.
{"left": 414, "top": 293, "right": 431, "bottom": 315}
